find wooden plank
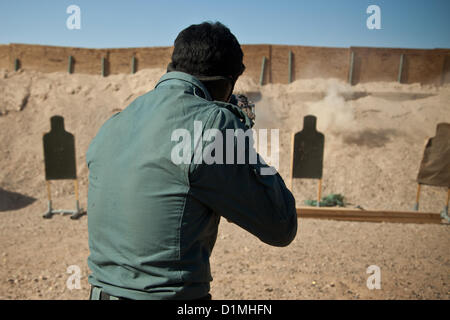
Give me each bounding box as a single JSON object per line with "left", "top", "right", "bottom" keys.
{"left": 296, "top": 207, "right": 443, "bottom": 224}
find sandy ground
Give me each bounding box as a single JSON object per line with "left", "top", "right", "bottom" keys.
{"left": 0, "top": 68, "right": 449, "bottom": 299}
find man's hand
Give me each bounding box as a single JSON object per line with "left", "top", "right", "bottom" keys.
{"left": 230, "top": 94, "right": 255, "bottom": 122}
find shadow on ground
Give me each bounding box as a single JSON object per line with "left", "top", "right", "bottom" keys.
{"left": 0, "top": 188, "right": 37, "bottom": 211}
{"left": 342, "top": 128, "right": 399, "bottom": 148}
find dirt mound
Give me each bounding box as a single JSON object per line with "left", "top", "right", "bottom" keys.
{"left": 1, "top": 69, "right": 449, "bottom": 300}
{"left": 1, "top": 69, "right": 448, "bottom": 211}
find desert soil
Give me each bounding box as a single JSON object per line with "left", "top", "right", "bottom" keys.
{"left": 0, "top": 68, "right": 449, "bottom": 299}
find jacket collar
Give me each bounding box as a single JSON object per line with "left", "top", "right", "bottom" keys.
{"left": 155, "top": 71, "right": 213, "bottom": 101}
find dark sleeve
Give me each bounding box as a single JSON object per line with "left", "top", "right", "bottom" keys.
{"left": 188, "top": 109, "right": 297, "bottom": 247}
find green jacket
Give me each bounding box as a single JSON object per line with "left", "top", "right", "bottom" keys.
{"left": 86, "top": 71, "right": 297, "bottom": 300}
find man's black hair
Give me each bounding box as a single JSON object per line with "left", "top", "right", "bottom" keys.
{"left": 167, "top": 21, "right": 245, "bottom": 80}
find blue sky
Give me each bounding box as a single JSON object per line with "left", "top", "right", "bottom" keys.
{"left": 0, "top": 0, "right": 449, "bottom": 49}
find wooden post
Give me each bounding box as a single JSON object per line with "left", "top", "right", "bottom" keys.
{"left": 68, "top": 56, "right": 74, "bottom": 74}
{"left": 46, "top": 180, "right": 52, "bottom": 201}
{"left": 289, "top": 132, "right": 295, "bottom": 191}
{"left": 443, "top": 187, "right": 450, "bottom": 221}
{"left": 414, "top": 183, "right": 421, "bottom": 211}
{"left": 348, "top": 51, "right": 354, "bottom": 85}
{"left": 398, "top": 54, "right": 404, "bottom": 83}
{"left": 43, "top": 180, "right": 53, "bottom": 219}
{"left": 446, "top": 188, "right": 450, "bottom": 207}
{"left": 288, "top": 50, "right": 293, "bottom": 84}
{"left": 259, "top": 56, "right": 267, "bottom": 86}
{"left": 101, "top": 57, "right": 106, "bottom": 77}
{"left": 131, "top": 56, "right": 136, "bottom": 74}
{"left": 317, "top": 179, "right": 322, "bottom": 207}
{"left": 73, "top": 179, "right": 79, "bottom": 201}
{"left": 14, "top": 58, "right": 20, "bottom": 71}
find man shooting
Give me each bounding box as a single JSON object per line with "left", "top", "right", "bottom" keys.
{"left": 86, "top": 21, "right": 297, "bottom": 300}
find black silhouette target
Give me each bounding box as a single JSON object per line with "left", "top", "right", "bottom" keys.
{"left": 292, "top": 115, "right": 324, "bottom": 179}
{"left": 43, "top": 116, "right": 77, "bottom": 180}
{"left": 417, "top": 123, "right": 450, "bottom": 187}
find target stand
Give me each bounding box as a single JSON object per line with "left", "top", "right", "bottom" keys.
{"left": 290, "top": 115, "right": 325, "bottom": 207}
{"left": 42, "top": 115, "right": 85, "bottom": 220}
{"left": 43, "top": 180, "right": 84, "bottom": 219}
{"left": 414, "top": 123, "right": 450, "bottom": 222}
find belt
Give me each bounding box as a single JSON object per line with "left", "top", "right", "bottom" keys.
{"left": 89, "top": 286, "right": 127, "bottom": 300}
{"left": 89, "top": 285, "right": 212, "bottom": 300}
